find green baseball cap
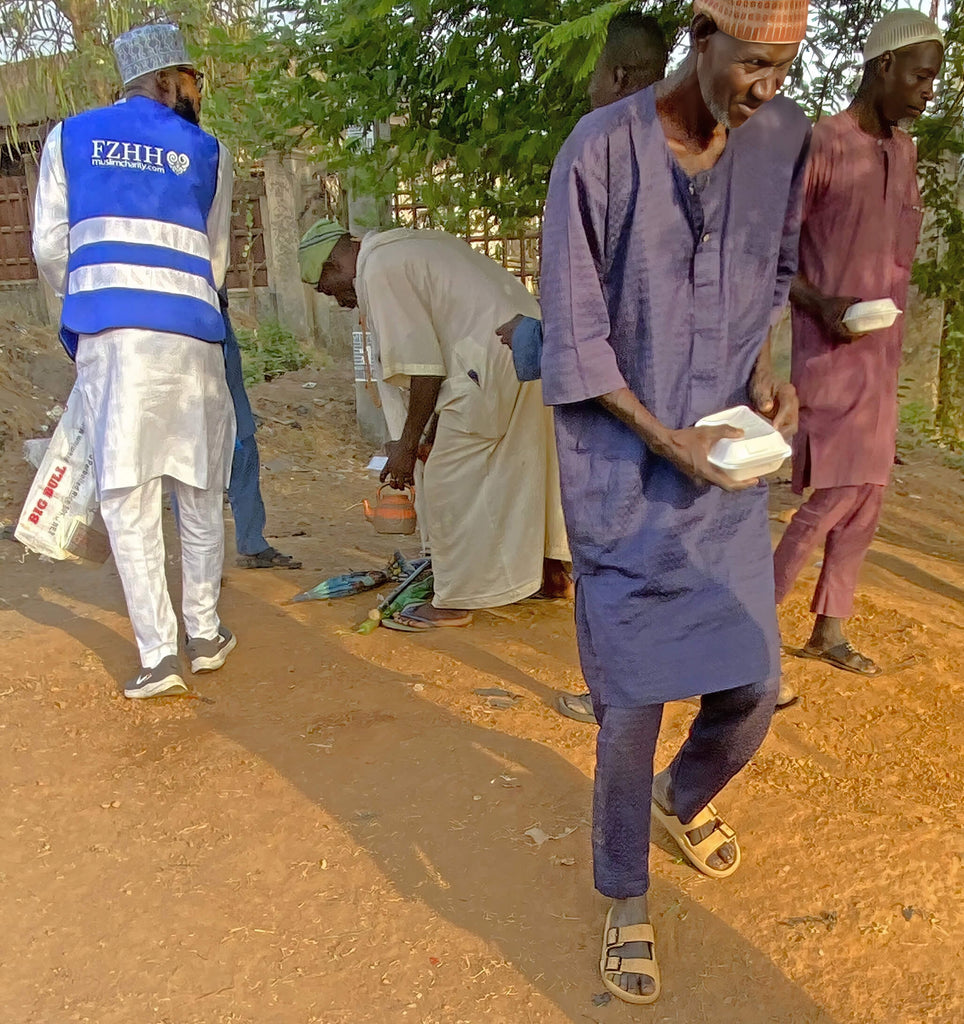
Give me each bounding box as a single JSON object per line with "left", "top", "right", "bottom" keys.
{"left": 299, "top": 219, "right": 349, "bottom": 286}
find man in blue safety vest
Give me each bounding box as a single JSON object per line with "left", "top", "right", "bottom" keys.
{"left": 33, "top": 23, "right": 238, "bottom": 698}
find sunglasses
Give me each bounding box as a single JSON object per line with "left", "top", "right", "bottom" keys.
{"left": 177, "top": 66, "right": 205, "bottom": 93}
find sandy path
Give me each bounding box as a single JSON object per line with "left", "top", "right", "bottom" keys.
{"left": 1, "top": 321, "right": 961, "bottom": 1023}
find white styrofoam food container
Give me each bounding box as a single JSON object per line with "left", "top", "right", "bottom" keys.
{"left": 842, "top": 298, "right": 901, "bottom": 334}
{"left": 695, "top": 405, "right": 792, "bottom": 482}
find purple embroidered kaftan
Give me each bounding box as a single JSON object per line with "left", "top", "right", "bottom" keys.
{"left": 541, "top": 88, "right": 810, "bottom": 707}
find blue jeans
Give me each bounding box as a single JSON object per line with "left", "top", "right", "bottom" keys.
{"left": 591, "top": 679, "right": 777, "bottom": 898}
{"left": 228, "top": 434, "right": 268, "bottom": 557}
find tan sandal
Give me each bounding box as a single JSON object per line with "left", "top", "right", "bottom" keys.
{"left": 651, "top": 799, "right": 741, "bottom": 879}
{"left": 599, "top": 906, "right": 661, "bottom": 1005}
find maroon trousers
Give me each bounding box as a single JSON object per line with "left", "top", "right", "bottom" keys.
{"left": 773, "top": 484, "right": 885, "bottom": 619}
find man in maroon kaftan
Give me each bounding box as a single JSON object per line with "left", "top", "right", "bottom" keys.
{"left": 773, "top": 9, "right": 944, "bottom": 681}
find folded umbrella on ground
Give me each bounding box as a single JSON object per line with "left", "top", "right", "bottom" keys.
{"left": 288, "top": 570, "right": 391, "bottom": 603}
{"left": 287, "top": 551, "right": 418, "bottom": 604}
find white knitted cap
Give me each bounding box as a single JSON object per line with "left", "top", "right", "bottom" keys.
{"left": 113, "top": 24, "right": 192, "bottom": 86}
{"left": 863, "top": 9, "right": 944, "bottom": 65}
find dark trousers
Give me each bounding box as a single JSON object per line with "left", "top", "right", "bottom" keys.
{"left": 772, "top": 483, "right": 885, "bottom": 619}
{"left": 592, "top": 679, "right": 776, "bottom": 898}
{"left": 227, "top": 435, "right": 268, "bottom": 557}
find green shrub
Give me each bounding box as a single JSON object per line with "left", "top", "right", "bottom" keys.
{"left": 899, "top": 400, "right": 935, "bottom": 442}
{"left": 236, "top": 319, "right": 311, "bottom": 386}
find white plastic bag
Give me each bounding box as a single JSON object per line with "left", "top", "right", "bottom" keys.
{"left": 22, "top": 438, "right": 52, "bottom": 469}
{"left": 15, "top": 385, "right": 110, "bottom": 563}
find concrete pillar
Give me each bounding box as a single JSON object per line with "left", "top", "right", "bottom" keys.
{"left": 262, "top": 152, "right": 311, "bottom": 340}
{"left": 342, "top": 126, "right": 393, "bottom": 444}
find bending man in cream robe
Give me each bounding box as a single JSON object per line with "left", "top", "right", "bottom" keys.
{"left": 300, "top": 222, "right": 570, "bottom": 627}
{"left": 32, "top": 24, "right": 237, "bottom": 697}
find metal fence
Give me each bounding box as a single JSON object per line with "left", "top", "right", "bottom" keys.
{"left": 0, "top": 155, "right": 272, "bottom": 291}
{"left": 393, "top": 186, "right": 542, "bottom": 294}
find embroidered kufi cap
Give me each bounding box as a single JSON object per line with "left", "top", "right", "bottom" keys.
{"left": 863, "top": 9, "right": 944, "bottom": 65}
{"left": 299, "top": 219, "right": 349, "bottom": 285}
{"left": 113, "top": 23, "right": 192, "bottom": 86}
{"left": 693, "top": 0, "right": 810, "bottom": 44}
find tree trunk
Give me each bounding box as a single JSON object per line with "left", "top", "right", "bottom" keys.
{"left": 937, "top": 300, "right": 964, "bottom": 441}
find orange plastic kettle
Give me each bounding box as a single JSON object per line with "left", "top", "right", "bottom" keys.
{"left": 363, "top": 485, "right": 417, "bottom": 535}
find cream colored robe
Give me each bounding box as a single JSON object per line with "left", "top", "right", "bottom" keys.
{"left": 357, "top": 229, "right": 569, "bottom": 609}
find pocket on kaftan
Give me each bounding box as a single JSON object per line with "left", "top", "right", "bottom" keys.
{"left": 436, "top": 337, "right": 521, "bottom": 440}
{"left": 563, "top": 451, "right": 644, "bottom": 548}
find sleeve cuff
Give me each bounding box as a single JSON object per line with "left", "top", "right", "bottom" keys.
{"left": 511, "top": 317, "right": 543, "bottom": 381}
{"left": 381, "top": 362, "right": 446, "bottom": 388}
{"left": 542, "top": 360, "right": 628, "bottom": 406}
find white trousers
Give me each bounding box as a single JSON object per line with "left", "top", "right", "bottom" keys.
{"left": 99, "top": 477, "right": 225, "bottom": 666}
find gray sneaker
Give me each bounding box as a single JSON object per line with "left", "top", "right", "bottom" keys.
{"left": 186, "top": 626, "right": 237, "bottom": 674}
{"left": 124, "top": 655, "right": 188, "bottom": 699}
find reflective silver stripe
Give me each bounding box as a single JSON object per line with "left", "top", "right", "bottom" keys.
{"left": 69, "top": 216, "right": 210, "bottom": 261}
{"left": 67, "top": 263, "right": 219, "bottom": 309}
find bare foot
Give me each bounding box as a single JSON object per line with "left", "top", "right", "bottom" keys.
{"left": 652, "top": 770, "right": 737, "bottom": 872}
{"left": 606, "top": 896, "right": 657, "bottom": 999}
{"left": 540, "top": 558, "right": 574, "bottom": 599}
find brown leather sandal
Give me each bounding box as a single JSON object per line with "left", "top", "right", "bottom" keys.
{"left": 799, "top": 641, "right": 882, "bottom": 676}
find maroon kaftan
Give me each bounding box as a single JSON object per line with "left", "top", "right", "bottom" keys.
{"left": 791, "top": 110, "right": 921, "bottom": 492}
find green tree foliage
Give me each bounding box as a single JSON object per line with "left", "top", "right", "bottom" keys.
{"left": 255, "top": 1, "right": 689, "bottom": 230}
{"left": 532, "top": 1, "right": 689, "bottom": 83}
{"left": 787, "top": 1, "right": 888, "bottom": 116}
{"left": 0, "top": 0, "right": 273, "bottom": 161}
{"left": 914, "top": 1, "right": 964, "bottom": 441}
{"left": 257, "top": 1, "right": 899, "bottom": 228}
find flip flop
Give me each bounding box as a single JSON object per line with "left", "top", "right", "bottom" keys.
{"left": 599, "top": 906, "right": 660, "bottom": 1005}
{"left": 554, "top": 691, "right": 596, "bottom": 723}
{"left": 379, "top": 617, "right": 425, "bottom": 632}
{"left": 799, "top": 641, "right": 882, "bottom": 677}
{"left": 389, "top": 603, "right": 474, "bottom": 630}
{"left": 651, "top": 799, "right": 741, "bottom": 879}
{"left": 236, "top": 547, "right": 302, "bottom": 569}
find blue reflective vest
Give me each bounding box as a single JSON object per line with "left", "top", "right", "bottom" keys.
{"left": 58, "top": 96, "right": 225, "bottom": 358}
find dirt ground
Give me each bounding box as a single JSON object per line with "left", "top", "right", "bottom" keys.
{"left": 1, "top": 317, "right": 962, "bottom": 1024}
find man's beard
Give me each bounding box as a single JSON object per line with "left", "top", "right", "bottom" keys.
{"left": 703, "top": 89, "right": 732, "bottom": 130}
{"left": 173, "top": 93, "right": 200, "bottom": 125}
{"left": 697, "top": 75, "right": 731, "bottom": 130}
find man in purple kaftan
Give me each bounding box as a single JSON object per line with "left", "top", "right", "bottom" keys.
{"left": 540, "top": 0, "right": 810, "bottom": 1005}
